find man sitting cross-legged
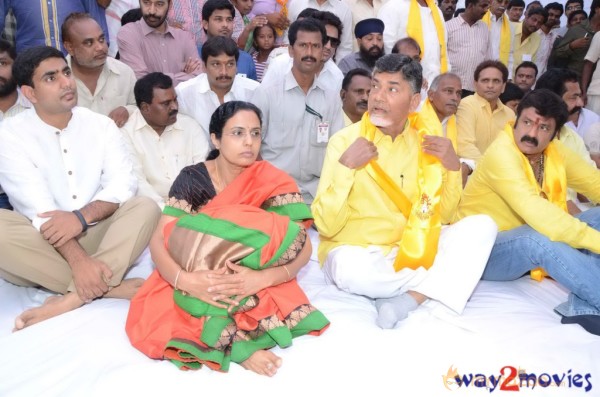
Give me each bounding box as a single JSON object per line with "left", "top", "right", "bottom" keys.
{"left": 312, "top": 54, "right": 497, "bottom": 329}
{"left": 0, "top": 46, "right": 160, "bottom": 330}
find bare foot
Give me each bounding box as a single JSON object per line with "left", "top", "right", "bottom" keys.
{"left": 240, "top": 350, "right": 283, "bottom": 377}
{"left": 104, "top": 278, "right": 144, "bottom": 300}
{"left": 14, "top": 292, "right": 84, "bottom": 331}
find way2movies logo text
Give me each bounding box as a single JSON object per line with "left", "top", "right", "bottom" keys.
{"left": 443, "top": 365, "right": 592, "bottom": 392}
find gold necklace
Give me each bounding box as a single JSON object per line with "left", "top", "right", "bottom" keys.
{"left": 530, "top": 154, "right": 544, "bottom": 187}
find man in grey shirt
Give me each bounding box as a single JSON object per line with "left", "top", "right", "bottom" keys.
{"left": 338, "top": 18, "right": 385, "bottom": 75}
{"left": 252, "top": 18, "right": 343, "bottom": 203}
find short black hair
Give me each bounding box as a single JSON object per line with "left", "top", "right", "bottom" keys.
{"left": 298, "top": 8, "right": 320, "bottom": 19}
{"left": 134, "top": 72, "right": 173, "bottom": 108}
{"left": 317, "top": 11, "right": 343, "bottom": 38}
{"left": 341, "top": 68, "right": 371, "bottom": 91}
{"left": 568, "top": 9, "right": 588, "bottom": 24}
{"left": 544, "top": 2, "right": 563, "bottom": 16}
{"left": 207, "top": 101, "right": 262, "bottom": 160}
{"left": 61, "top": 12, "right": 96, "bottom": 43}
{"left": 466, "top": 0, "right": 488, "bottom": 8}
{"left": 373, "top": 54, "right": 422, "bottom": 94}
{"left": 499, "top": 82, "right": 524, "bottom": 104}
{"left": 288, "top": 18, "right": 327, "bottom": 46}
{"left": 516, "top": 89, "right": 568, "bottom": 137}
{"left": 121, "top": 8, "right": 142, "bottom": 25}
{"left": 201, "top": 36, "right": 239, "bottom": 64}
{"left": 0, "top": 39, "right": 16, "bottom": 61}
{"left": 515, "top": 61, "right": 538, "bottom": 78}
{"left": 13, "top": 46, "right": 66, "bottom": 87}
{"left": 535, "top": 68, "right": 580, "bottom": 97}
{"left": 474, "top": 60, "right": 509, "bottom": 83}
{"left": 202, "top": 0, "right": 235, "bottom": 21}
{"left": 526, "top": 6, "right": 548, "bottom": 23}
{"left": 591, "top": 0, "right": 600, "bottom": 18}
{"left": 507, "top": 0, "right": 526, "bottom": 9}
{"left": 565, "top": 0, "right": 584, "bottom": 9}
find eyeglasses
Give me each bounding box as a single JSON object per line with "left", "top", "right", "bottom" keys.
{"left": 566, "top": 5, "right": 581, "bottom": 11}
{"left": 224, "top": 130, "right": 262, "bottom": 140}
{"left": 326, "top": 36, "right": 341, "bottom": 48}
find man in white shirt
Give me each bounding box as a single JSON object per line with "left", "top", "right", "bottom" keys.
{"left": 0, "top": 46, "right": 160, "bottom": 330}
{"left": 176, "top": 36, "right": 259, "bottom": 140}
{"left": 63, "top": 12, "right": 137, "bottom": 127}
{"left": 483, "top": 0, "right": 515, "bottom": 70}
{"left": 122, "top": 72, "right": 209, "bottom": 208}
{"left": 287, "top": 0, "right": 353, "bottom": 63}
{"left": 0, "top": 39, "right": 31, "bottom": 210}
{"left": 378, "top": 0, "right": 449, "bottom": 84}
{"left": 252, "top": 18, "right": 344, "bottom": 203}
{"left": 262, "top": 11, "right": 344, "bottom": 92}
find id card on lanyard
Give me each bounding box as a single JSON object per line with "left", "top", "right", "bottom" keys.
{"left": 305, "top": 103, "right": 329, "bottom": 143}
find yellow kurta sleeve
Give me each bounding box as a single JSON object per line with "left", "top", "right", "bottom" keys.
{"left": 456, "top": 96, "right": 484, "bottom": 162}
{"left": 440, "top": 168, "right": 462, "bottom": 224}
{"left": 459, "top": 133, "right": 600, "bottom": 253}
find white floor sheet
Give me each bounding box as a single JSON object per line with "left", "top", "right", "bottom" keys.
{"left": 1, "top": 231, "right": 599, "bottom": 396}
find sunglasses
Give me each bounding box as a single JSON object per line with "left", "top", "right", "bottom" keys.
{"left": 326, "top": 36, "right": 341, "bottom": 48}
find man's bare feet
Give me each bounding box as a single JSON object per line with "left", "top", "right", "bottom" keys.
{"left": 13, "top": 292, "right": 84, "bottom": 331}
{"left": 104, "top": 278, "right": 144, "bottom": 300}
{"left": 240, "top": 350, "right": 282, "bottom": 376}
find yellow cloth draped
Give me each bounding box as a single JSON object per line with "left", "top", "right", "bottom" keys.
{"left": 419, "top": 98, "right": 457, "bottom": 149}
{"left": 407, "top": 0, "right": 448, "bottom": 72}
{"left": 275, "top": 0, "right": 288, "bottom": 37}
{"left": 360, "top": 112, "right": 444, "bottom": 271}
{"left": 504, "top": 125, "right": 567, "bottom": 281}
{"left": 482, "top": 11, "right": 510, "bottom": 65}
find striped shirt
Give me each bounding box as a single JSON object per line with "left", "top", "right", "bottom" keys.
{"left": 446, "top": 15, "right": 489, "bottom": 92}
{"left": 252, "top": 52, "right": 268, "bottom": 82}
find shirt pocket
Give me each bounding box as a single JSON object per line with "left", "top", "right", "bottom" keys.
{"left": 265, "top": 120, "right": 295, "bottom": 149}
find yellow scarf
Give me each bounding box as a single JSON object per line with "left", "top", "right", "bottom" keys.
{"left": 360, "top": 112, "right": 444, "bottom": 272}
{"left": 407, "top": 0, "right": 448, "bottom": 72}
{"left": 419, "top": 98, "right": 457, "bottom": 150}
{"left": 504, "top": 124, "right": 567, "bottom": 281}
{"left": 482, "top": 10, "right": 510, "bottom": 65}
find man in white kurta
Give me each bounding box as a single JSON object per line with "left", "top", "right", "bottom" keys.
{"left": 0, "top": 46, "right": 160, "bottom": 330}
{"left": 121, "top": 73, "right": 209, "bottom": 208}
{"left": 378, "top": 0, "right": 449, "bottom": 84}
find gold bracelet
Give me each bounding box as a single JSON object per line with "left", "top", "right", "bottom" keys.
{"left": 282, "top": 265, "right": 291, "bottom": 282}
{"left": 174, "top": 269, "right": 183, "bottom": 290}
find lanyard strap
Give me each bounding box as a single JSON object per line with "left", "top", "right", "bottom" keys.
{"left": 305, "top": 104, "right": 323, "bottom": 121}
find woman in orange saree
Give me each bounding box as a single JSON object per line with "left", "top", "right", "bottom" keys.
{"left": 126, "top": 101, "right": 329, "bottom": 376}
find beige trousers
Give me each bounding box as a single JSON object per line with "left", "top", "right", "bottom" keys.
{"left": 0, "top": 196, "right": 160, "bottom": 294}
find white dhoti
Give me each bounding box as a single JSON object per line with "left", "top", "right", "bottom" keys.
{"left": 323, "top": 214, "right": 498, "bottom": 314}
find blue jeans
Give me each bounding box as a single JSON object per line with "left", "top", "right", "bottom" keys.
{"left": 483, "top": 207, "right": 600, "bottom": 317}
{"left": 0, "top": 193, "right": 11, "bottom": 210}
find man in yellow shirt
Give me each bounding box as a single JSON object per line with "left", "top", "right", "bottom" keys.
{"left": 511, "top": 7, "right": 547, "bottom": 77}
{"left": 312, "top": 54, "right": 497, "bottom": 329}
{"left": 457, "top": 89, "right": 600, "bottom": 335}
{"left": 456, "top": 60, "right": 515, "bottom": 163}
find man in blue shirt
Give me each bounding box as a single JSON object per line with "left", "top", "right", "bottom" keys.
{"left": 0, "top": 0, "right": 110, "bottom": 53}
